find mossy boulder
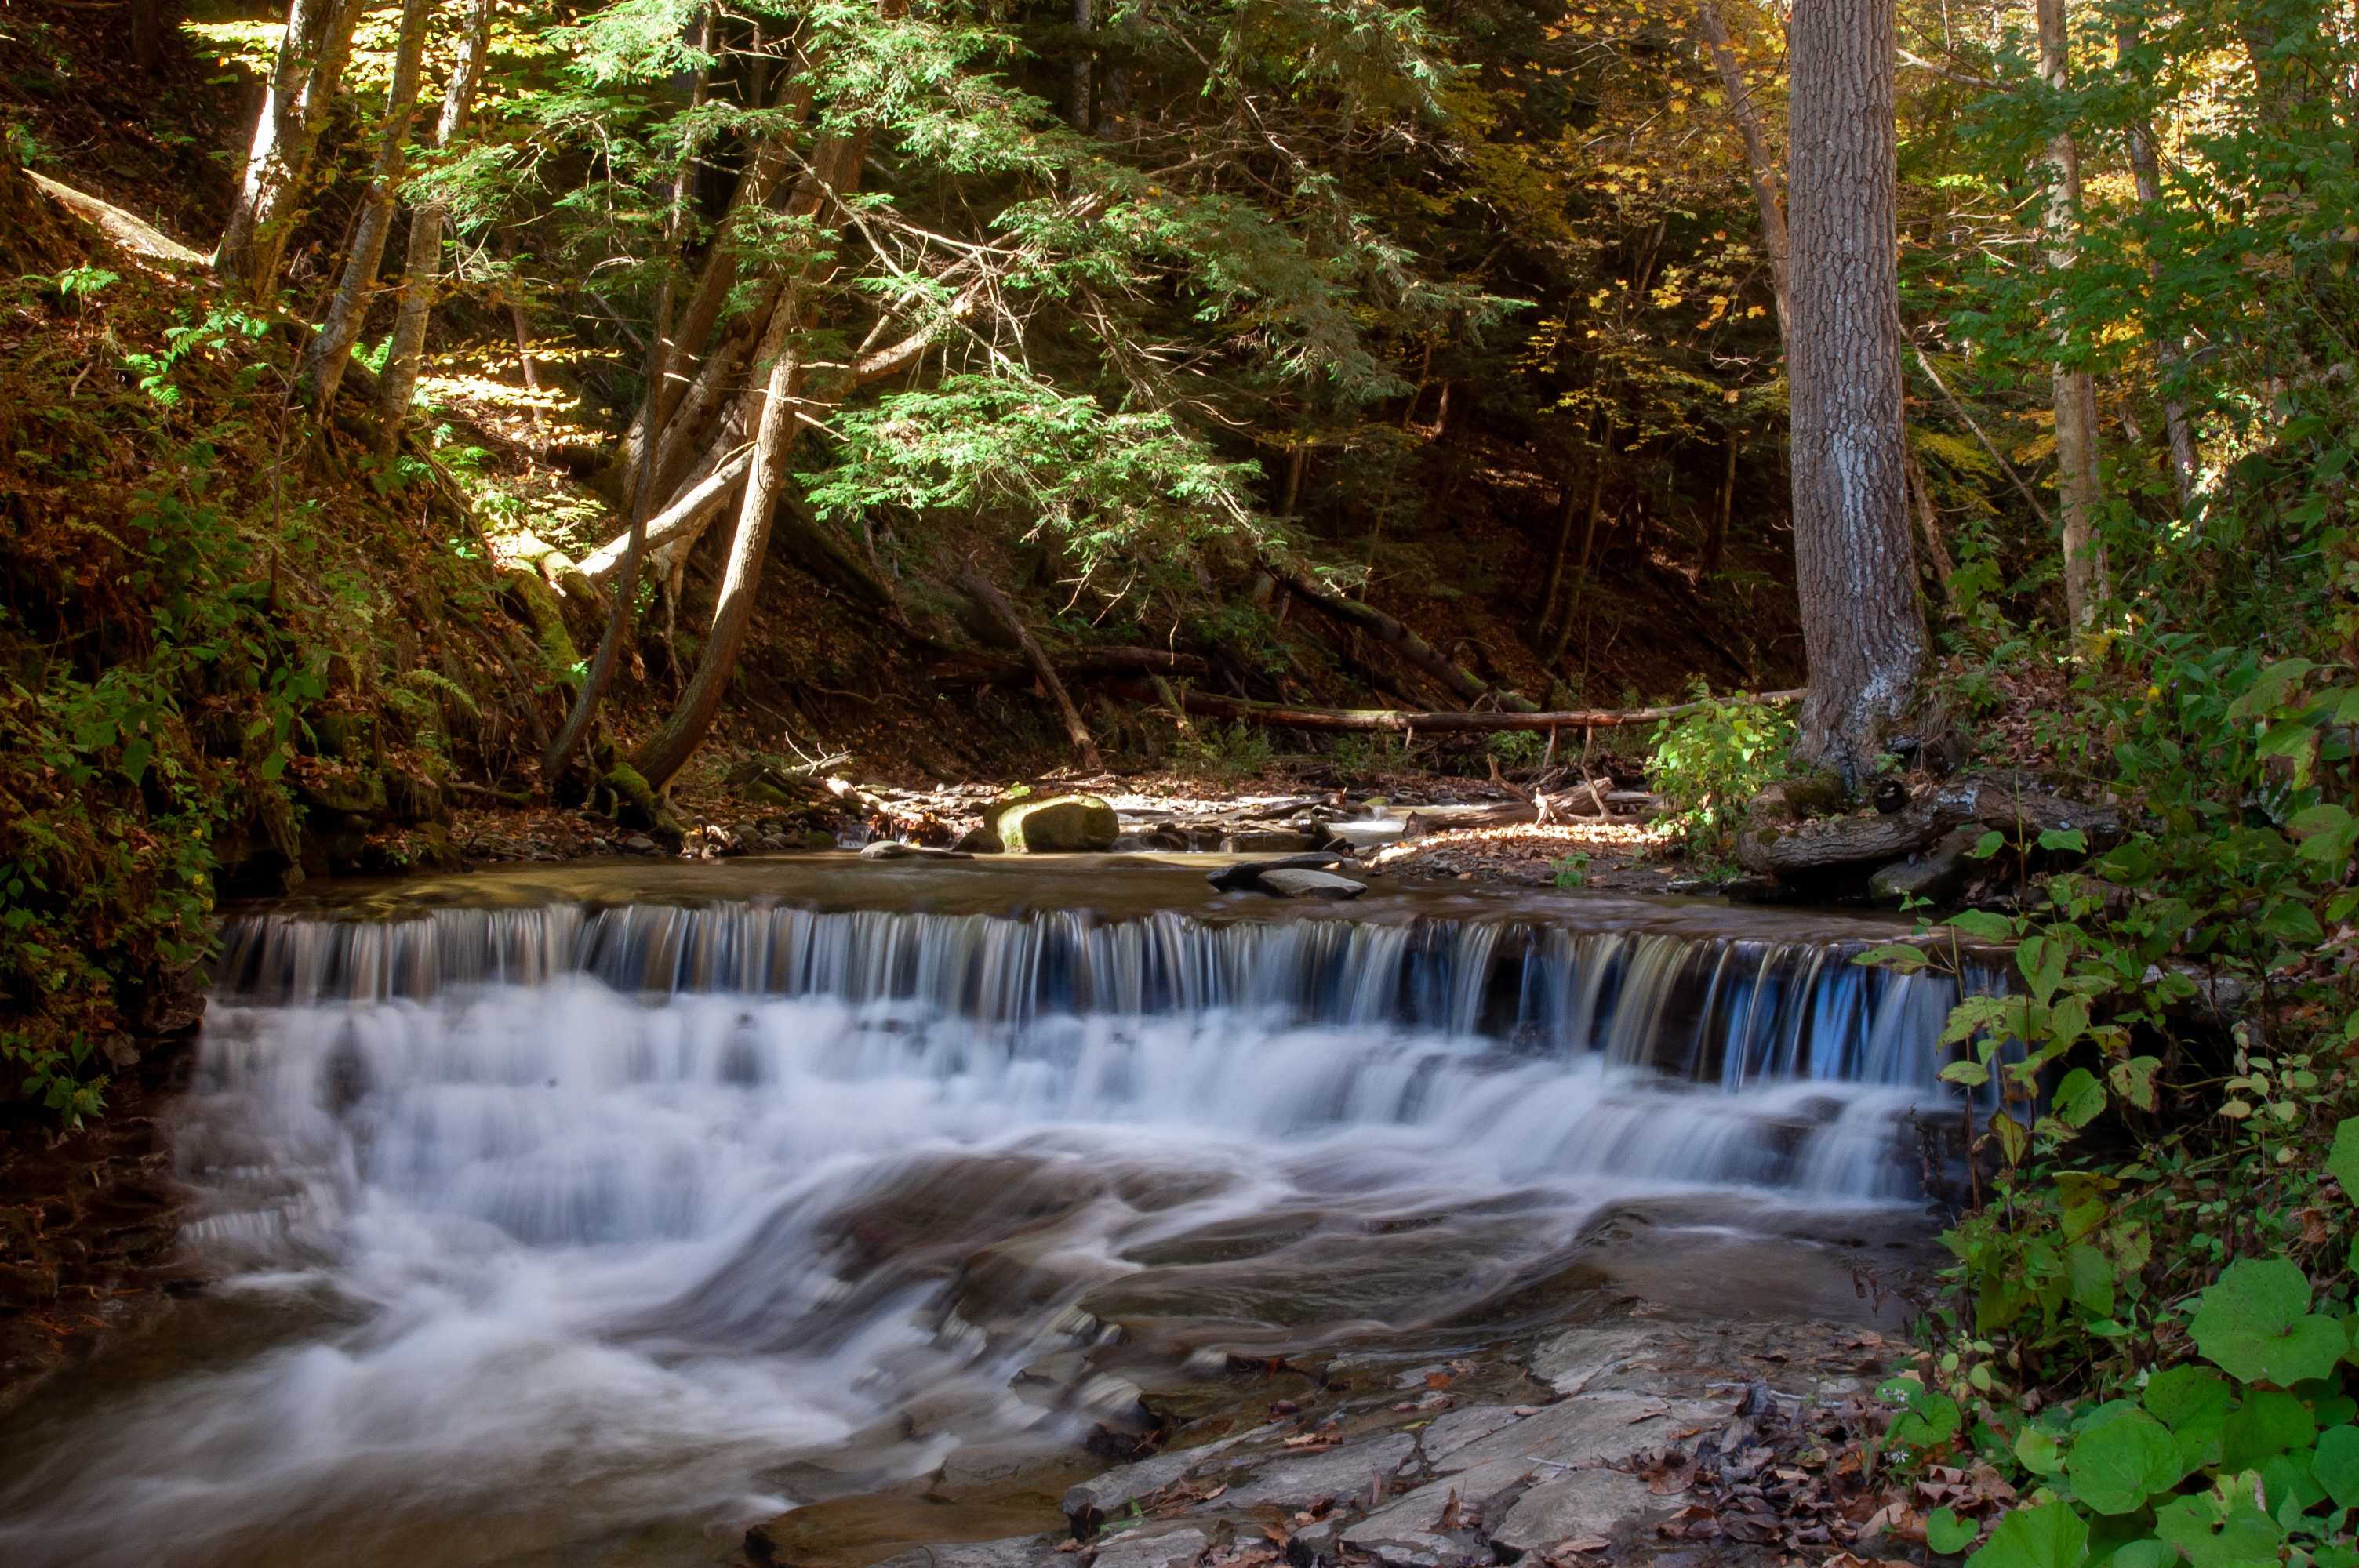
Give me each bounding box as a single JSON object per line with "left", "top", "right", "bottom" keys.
{"left": 990, "top": 793, "right": 1118, "bottom": 853}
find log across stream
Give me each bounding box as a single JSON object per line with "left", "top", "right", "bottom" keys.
{"left": 0, "top": 860, "right": 1995, "bottom": 1568}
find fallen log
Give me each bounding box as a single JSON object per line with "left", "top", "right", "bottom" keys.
{"left": 1281, "top": 574, "right": 1540, "bottom": 713}
{"left": 932, "top": 648, "right": 1212, "bottom": 688}
{"left": 575, "top": 448, "right": 752, "bottom": 583}
{"left": 1736, "top": 775, "right": 2123, "bottom": 878}
{"left": 1102, "top": 681, "right": 1805, "bottom": 733}
{"left": 959, "top": 570, "right": 1102, "bottom": 771}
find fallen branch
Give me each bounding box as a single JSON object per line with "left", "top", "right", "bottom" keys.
{"left": 959, "top": 569, "right": 1102, "bottom": 771}
{"left": 575, "top": 448, "right": 752, "bottom": 583}
{"left": 1281, "top": 574, "right": 1539, "bottom": 713}
{"left": 1104, "top": 681, "right": 1805, "bottom": 733}
{"left": 931, "top": 647, "right": 1212, "bottom": 688}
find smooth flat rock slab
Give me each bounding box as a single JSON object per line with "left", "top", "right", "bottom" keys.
{"left": 1342, "top": 1458, "right": 1538, "bottom": 1566}
{"left": 871, "top": 1538, "right": 1060, "bottom": 1568}
{"left": 1412, "top": 1405, "right": 1530, "bottom": 1465}
{"left": 1201, "top": 1431, "right": 1418, "bottom": 1509}
{"left": 1431, "top": 1395, "right": 1671, "bottom": 1476}
{"left": 1529, "top": 1323, "right": 1674, "bottom": 1396}
{"left": 1092, "top": 1525, "right": 1209, "bottom": 1568}
{"left": 1064, "top": 1436, "right": 1246, "bottom": 1521}
{"left": 1488, "top": 1469, "right": 1656, "bottom": 1552}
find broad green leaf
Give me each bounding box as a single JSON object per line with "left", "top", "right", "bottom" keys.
{"left": 2102, "top": 1541, "right": 2174, "bottom": 1568}
{"left": 1942, "top": 1060, "right": 1992, "bottom": 1087}
{"left": 1967, "top": 1498, "right": 2088, "bottom": 1568}
{"left": 2190, "top": 1259, "right": 2349, "bottom": 1385}
{"left": 2038, "top": 827, "right": 2089, "bottom": 854}
{"left": 2226, "top": 658, "right": 2313, "bottom": 720}
{"left": 2016, "top": 1426, "right": 2067, "bottom": 1476}
{"left": 2109, "top": 1056, "right": 2161, "bottom": 1112}
{"left": 2328, "top": 1117, "right": 2359, "bottom": 1196}
{"left": 2054, "top": 1069, "right": 2107, "bottom": 1128}
{"left": 2019, "top": 935, "right": 2066, "bottom": 1004}
{"left": 2221, "top": 1390, "right": 2316, "bottom": 1472}
{"left": 2068, "top": 1412, "right": 2186, "bottom": 1514}
{"left": 1991, "top": 1111, "right": 2030, "bottom": 1166}
{"left": 2145, "top": 1367, "right": 2234, "bottom": 1469}
{"left": 2066, "top": 1243, "right": 2116, "bottom": 1317}
{"left": 2152, "top": 1490, "right": 2284, "bottom": 1568}
{"left": 2259, "top": 1448, "right": 2326, "bottom": 1519}
{"left": 1891, "top": 1387, "right": 1964, "bottom": 1449}
{"left": 2312, "top": 1423, "right": 2359, "bottom": 1508}
{"left": 1944, "top": 909, "right": 2015, "bottom": 939}
{"left": 1929, "top": 1506, "right": 1982, "bottom": 1555}
{"left": 1970, "top": 829, "right": 2006, "bottom": 859}
{"left": 2289, "top": 804, "right": 2359, "bottom": 866}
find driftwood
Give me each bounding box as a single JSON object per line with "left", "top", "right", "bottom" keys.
{"left": 1103, "top": 681, "right": 1805, "bottom": 733}
{"left": 1737, "top": 775, "right": 2123, "bottom": 878}
{"left": 1281, "top": 575, "right": 1540, "bottom": 713}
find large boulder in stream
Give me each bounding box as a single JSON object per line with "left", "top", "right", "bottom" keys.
{"left": 984, "top": 793, "right": 1120, "bottom": 853}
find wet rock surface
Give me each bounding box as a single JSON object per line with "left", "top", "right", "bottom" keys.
{"left": 741, "top": 1314, "right": 1931, "bottom": 1568}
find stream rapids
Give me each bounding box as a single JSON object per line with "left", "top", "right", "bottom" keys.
{"left": 0, "top": 861, "right": 1986, "bottom": 1568}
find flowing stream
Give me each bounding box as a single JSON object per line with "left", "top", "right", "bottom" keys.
{"left": 0, "top": 862, "right": 1985, "bottom": 1568}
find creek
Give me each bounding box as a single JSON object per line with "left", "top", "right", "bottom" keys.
{"left": 0, "top": 858, "right": 1986, "bottom": 1568}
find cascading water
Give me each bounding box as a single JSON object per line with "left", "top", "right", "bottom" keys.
{"left": 0, "top": 880, "right": 1987, "bottom": 1568}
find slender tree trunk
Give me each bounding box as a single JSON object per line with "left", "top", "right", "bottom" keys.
{"left": 1697, "top": 0, "right": 1791, "bottom": 336}
{"left": 1786, "top": 0, "right": 1925, "bottom": 779}
{"left": 1069, "top": 0, "right": 1094, "bottom": 130}
{"left": 1532, "top": 446, "right": 1584, "bottom": 641}
{"left": 2037, "top": 0, "right": 2107, "bottom": 626}
{"left": 1547, "top": 418, "right": 1613, "bottom": 666}
{"left": 2117, "top": 24, "right": 2198, "bottom": 511}
{"left": 131, "top": 0, "right": 162, "bottom": 74}
{"left": 1906, "top": 442, "right": 1954, "bottom": 601}
{"left": 961, "top": 570, "right": 1101, "bottom": 771}
{"left": 1703, "top": 430, "right": 1737, "bottom": 579}
{"left": 298, "top": 0, "right": 433, "bottom": 408}
{"left": 215, "top": 0, "right": 364, "bottom": 297}
{"left": 376, "top": 0, "right": 493, "bottom": 453}
{"left": 627, "top": 127, "right": 873, "bottom": 792}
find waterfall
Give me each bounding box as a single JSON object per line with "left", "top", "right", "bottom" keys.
{"left": 0, "top": 898, "right": 1986, "bottom": 1568}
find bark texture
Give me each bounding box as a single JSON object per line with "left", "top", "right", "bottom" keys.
{"left": 1785, "top": 0, "right": 1925, "bottom": 780}
{"left": 376, "top": 0, "right": 494, "bottom": 452}
{"left": 298, "top": 0, "right": 433, "bottom": 407}
{"left": 215, "top": 0, "right": 364, "bottom": 296}
{"left": 958, "top": 571, "right": 1102, "bottom": 772}
{"left": 2037, "top": 0, "right": 2107, "bottom": 625}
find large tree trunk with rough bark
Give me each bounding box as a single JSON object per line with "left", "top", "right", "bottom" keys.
{"left": 2038, "top": 0, "right": 2107, "bottom": 626}
{"left": 298, "top": 0, "right": 432, "bottom": 407}
{"left": 215, "top": 0, "right": 364, "bottom": 297}
{"left": 1697, "top": 0, "right": 1790, "bottom": 336}
{"left": 376, "top": 0, "right": 493, "bottom": 452}
{"left": 1785, "top": 0, "right": 1925, "bottom": 781}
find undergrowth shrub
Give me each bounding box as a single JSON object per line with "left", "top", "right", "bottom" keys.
{"left": 1648, "top": 681, "right": 1795, "bottom": 865}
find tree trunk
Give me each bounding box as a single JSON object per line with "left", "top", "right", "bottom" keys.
{"left": 961, "top": 571, "right": 1102, "bottom": 771}
{"left": 215, "top": 0, "right": 364, "bottom": 297}
{"left": 2117, "top": 24, "right": 2198, "bottom": 513}
{"left": 1786, "top": 0, "right": 1925, "bottom": 780}
{"left": 1546, "top": 418, "right": 1612, "bottom": 666}
{"left": 1697, "top": 0, "right": 1791, "bottom": 336}
{"left": 131, "top": 0, "right": 162, "bottom": 74}
{"left": 1069, "top": 0, "right": 1094, "bottom": 130}
{"left": 375, "top": 0, "right": 494, "bottom": 452}
{"left": 1531, "top": 445, "right": 1584, "bottom": 641}
{"left": 297, "top": 0, "right": 433, "bottom": 408}
{"left": 2037, "top": 0, "right": 2106, "bottom": 626}
{"left": 1906, "top": 442, "right": 1954, "bottom": 602}
{"left": 1703, "top": 430, "right": 1736, "bottom": 579}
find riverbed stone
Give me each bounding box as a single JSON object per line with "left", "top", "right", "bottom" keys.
{"left": 1064, "top": 1434, "right": 1250, "bottom": 1524}
{"left": 1255, "top": 868, "right": 1365, "bottom": 900}
{"left": 1430, "top": 1395, "right": 1672, "bottom": 1476}
{"left": 1867, "top": 826, "right": 1979, "bottom": 906}
{"left": 1092, "top": 1524, "right": 1209, "bottom": 1568}
{"left": 870, "top": 1539, "right": 1058, "bottom": 1568}
{"left": 955, "top": 827, "right": 1006, "bottom": 854}
{"left": 1487, "top": 1468, "right": 1656, "bottom": 1552}
{"left": 995, "top": 795, "right": 1120, "bottom": 853}
{"left": 1201, "top": 1430, "right": 1417, "bottom": 1509}
{"left": 1531, "top": 1323, "right": 1677, "bottom": 1395}
{"left": 1223, "top": 830, "right": 1311, "bottom": 854}
{"left": 1415, "top": 1405, "right": 1531, "bottom": 1464}
{"left": 1342, "top": 1458, "right": 1537, "bottom": 1567}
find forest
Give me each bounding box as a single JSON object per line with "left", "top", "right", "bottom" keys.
{"left": 1, "top": 0, "right": 2357, "bottom": 1566}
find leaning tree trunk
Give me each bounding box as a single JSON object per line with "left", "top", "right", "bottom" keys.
{"left": 1785, "top": 0, "right": 1925, "bottom": 781}
{"left": 2117, "top": 23, "right": 2199, "bottom": 513}
{"left": 1697, "top": 0, "right": 1790, "bottom": 337}
{"left": 2037, "top": 0, "right": 2107, "bottom": 626}
{"left": 215, "top": 0, "right": 364, "bottom": 298}
{"left": 298, "top": 0, "right": 433, "bottom": 407}
{"left": 376, "top": 0, "right": 493, "bottom": 452}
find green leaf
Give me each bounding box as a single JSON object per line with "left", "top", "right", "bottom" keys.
{"left": 2328, "top": 1118, "right": 2359, "bottom": 1196}
{"left": 2067, "top": 1412, "right": 2188, "bottom": 1514}
{"left": 2103, "top": 1541, "right": 2175, "bottom": 1568}
{"left": 2054, "top": 1068, "right": 2107, "bottom": 1128}
{"left": 1891, "top": 1387, "right": 1964, "bottom": 1450}
{"left": 2289, "top": 804, "right": 2359, "bottom": 866}
{"left": 119, "top": 737, "right": 151, "bottom": 785}
{"left": 2227, "top": 658, "right": 2314, "bottom": 720}
{"left": 2152, "top": 1490, "right": 2284, "bottom": 1568}
{"left": 1969, "top": 830, "right": 2006, "bottom": 860}
{"left": 1945, "top": 908, "right": 2015, "bottom": 939}
{"left": 1966, "top": 1498, "right": 2088, "bottom": 1568}
{"left": 2066, "top": 1242, "right": 2117, "bottom": 1317}
{"left": 2109, "top": 1056, "right": 2161, "bottom": 1112}
{"left": 2016, "top": 1426, "right": 2067, "bottom": 1476}
{"left": 2221, "top": 1390, "right": 2317, "bottom": 1472}
{"left": 2039, "top": 827, "right": 2089, "bottom": 855}
{"left": 1929, "top": 1506, "right": 1982, "bottom": 1555}
{"left": 2145, "top": 1367, "right": 2234, "bottom": 1469}
{"left": 2312, "top": 1423, "right": 2359, "bottom": 1508}
{"left": 2190, "top": 1259, "right": 2350, "bottom": 1385}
